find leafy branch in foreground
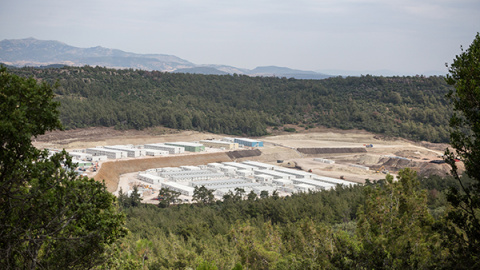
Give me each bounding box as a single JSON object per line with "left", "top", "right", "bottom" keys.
{"left": 444, "top": 32, "right": 480, "bottom": 268}
{"left": 0, "top": 66, "right": 127, "bottom": 269}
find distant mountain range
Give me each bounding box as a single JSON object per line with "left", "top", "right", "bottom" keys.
{"left": 0, "top": 38, "right": 332, "bottom": 79}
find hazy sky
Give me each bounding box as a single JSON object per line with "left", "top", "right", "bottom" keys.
{"left": 1, "top": 0, "right": 479, "bottom": 75}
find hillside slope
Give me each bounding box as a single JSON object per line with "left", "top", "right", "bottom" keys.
{"left": 12, "top": 65, "right": 452, "bottom": 142}
{"left": 1, "top": 38, "right": 331, "bottom": 79}
{"left": 0, "top": 38, "right": 194, "bottom": 71}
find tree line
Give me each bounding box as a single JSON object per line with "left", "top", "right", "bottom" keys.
{"left": 9, "top": 66, "right": 452, "bottom": 142}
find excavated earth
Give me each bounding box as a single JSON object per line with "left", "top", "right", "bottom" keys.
{"left": 33, "top": 126, "right": 456, "bottom": 191}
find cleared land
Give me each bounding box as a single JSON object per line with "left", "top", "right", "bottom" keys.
{"left": 33, "top": 126, "right": 454, "bottom": 192}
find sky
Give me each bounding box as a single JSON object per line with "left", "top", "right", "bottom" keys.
{"left": 1, "top": 0, "right": 479, "bottom": 75}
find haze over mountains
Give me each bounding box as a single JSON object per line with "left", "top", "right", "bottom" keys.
{"left": 0, "top": 38, "right": 332, "bottom": 79}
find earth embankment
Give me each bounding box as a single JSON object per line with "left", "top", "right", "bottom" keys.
{"left": 95, "top": 149, "right": 265, "bottom": 192}
{"left": 297, "top": 147, "right": 367, "bottom": 155}
{"left": 95, "top": 152, "right": 232, "bottom": 192}
{"left": 226, "top": 149, "right": 262, "bottom": 159}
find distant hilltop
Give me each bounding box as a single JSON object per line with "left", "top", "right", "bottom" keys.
{"left": 0, "top": 38, "right": 332, "bottom": 79}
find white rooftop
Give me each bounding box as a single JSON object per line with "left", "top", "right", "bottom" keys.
{"left": 162, "top": 182, "right": 195, "bottom": 191}
{"left": 201, "top": 140, "right": 235, "bottom": 145}
{"left": 235, "top": 138, "right": 261, "bottom": 142}
{"left": 313, "top": 176, "right": 358, "bottom": 186}
{"left": 166, "top": 142, "right": 204, "bottom": 147}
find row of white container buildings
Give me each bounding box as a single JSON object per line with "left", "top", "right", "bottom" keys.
{"left": 135, "top": 160, "right": 358, "bottom": 198}
{"left": 67, "top": 137, "right": 265, "bottom": 163}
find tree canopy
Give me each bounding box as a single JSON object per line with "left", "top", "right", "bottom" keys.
{"left": 9, "top": 66, "right": 453, "bottom": 142}
{"left": 444, "top": 32, "right": 480, "bottom": 268}
{"left": 356, "top": 169, "right": 445, "bottom": 268}
{"left": 116, "top": 171, "right": 472, "bottom": 269}
{"left": 0, "top": 66, "right": 127, "bottom": 269}
{"left": 193, "top": 185, "right": 215, "bottom": 205}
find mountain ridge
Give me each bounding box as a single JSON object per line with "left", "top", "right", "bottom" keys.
{"left": 0, "top": 38, "right": 331, "bottom": 79}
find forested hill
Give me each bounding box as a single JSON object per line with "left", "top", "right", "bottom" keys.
{"left": 10, "top": 65, "right": 452, "bottom": 142}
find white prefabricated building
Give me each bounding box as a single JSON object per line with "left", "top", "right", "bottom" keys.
{"left": 180, "top": 165, "right": 202, "bottom": 171}
{"left": 237, "top": 170, "right": 254, "bottom": 177}
{"left": 138, "top": 173, "right": 164, "bottom": 184}
{"left": 272, "top": 178, "right": 294, "bottom": 187}
{"left": 161, "top": 182, "right": 195, "bottom": 196}
{"left": 255, "top": 174, "right": 274, "bottom": 184}
{"left": 291, "top": 178, "right": 335, "bottom": 190}
{"left": 274, "top": 167, "right": 314, "bottom": 179}
{"left": 294, "top": 183, "right": 318, "bottom": 192}
{"left": 144, "top": 143, "right": 185, "bottom": 154}
{"left": 169, "top": 172, "right": 225, "bottom": 182}
{"left": 86, "top": 147, "right": 127, "bottom": 159}
{"left": 104, "top": 145, "right": 141, "bottom": 158}
{"left": 220, "top": 166, "right": 237, "bottom": 174}
{"left": 88, "top": 155, "right": 108, "bottom": 162}
{"left": 164, "top": 142, "right": 205, "bottom": 152}
{"left": 68, "top": 151, "right": 92, "bottom": 161}
{"left": 222, "top": 162, "right": 257, "bottom": 171}
{"left": 242, "top": 161, "right": 275, "bottom": 170}
{"left": 159, "top": 169, "right": 220, "bottom": 178}
{"left": 146, "top": 150, "right": 169, "bottom": 156}
{"left": 200, "top": 140, "right": 239, "bottom": 150}
{"left": 205, "top": 182, "right": 263, "bottom": 191}
{"left": 254, "top": 169, "right": 293, "bottom": 180}
{"left": 191, "top": 178, "right": 250, "bottom": 188}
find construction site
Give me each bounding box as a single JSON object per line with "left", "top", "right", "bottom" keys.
{"left": 34, "top": 126, "right": 456, "bottom": 203}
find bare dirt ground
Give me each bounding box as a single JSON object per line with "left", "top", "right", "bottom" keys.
{"left": 33, "top": 126, "right": 454, "bottom": 192}
{"left": 33, "top": 126, "right": 221, "bottom": 150}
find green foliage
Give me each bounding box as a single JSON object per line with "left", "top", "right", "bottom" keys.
{"left": 115, "top": 169, "right": 475, "bottom": 269}
{"left": 157, "top": 187, "right": 181, "bottom": 208}
{"left": 356, "top": 169, "right": 445, "bottom": 269}
{"left": 118, "top": 185, "right": 365, "bottom": 269}
{"left": 130, "top": 186, "right": 143, "bottom": 207}
{"left": 444, "top": 32, "right": 480, "bottom": 268}
{"left": 118, "top": 186, "right": 143, "bottom": 208}
{"left": 0, "top": 66, "right": 127, "bottom": 269}
{"left": 193, "top": 185, "right": 215, "bottom": 205}
{"left": 247, "top": 190, "right": 258, "bottom": 201}
{"left": 283, "top": 127, "right": 296, "bottom": 132}
{"left": 230, "top": 263, "right": 243, "bottom": 270}
{"left": 9, "top": 66, "right": 452, "bottom": 142}
{"left": 136, "top": 239, "right": 153, "bottom": 268}
{"left": 196, "top": 259, "right": 218, "bottom": 270}
{"left": 0, "top": 66, "right": 62, "bottom": 168}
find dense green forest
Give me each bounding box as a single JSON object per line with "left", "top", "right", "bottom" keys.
{"left": 112, "top": 172, "right": 473, "bottom": 269}
{"left": 9, "top": 66, "right": 452, "bottom": 142}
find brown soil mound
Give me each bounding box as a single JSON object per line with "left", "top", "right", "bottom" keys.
{"left": 357, "top": 154, "right": 383, "bottom": 165}
{"left": 417, "top": 163, "right": 451, "bottom": 177}
{"left": 297, "top": 147, "right": 367, "bottom": 155}
{"left": 95, "top": 152, "right": 232, "bottom": 192}
{"left": 381, "top": 157, "right": 414, "bottom": 167}
{"left": 226, "top": 149, "right": 262, "bottom": 159}
{"left": 374, "top": 157, "right": 453, "bottom": 177}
